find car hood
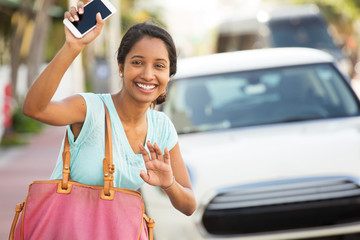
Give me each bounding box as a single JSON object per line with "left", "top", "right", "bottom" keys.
{"left": 179, "top": 117, "right": 360, "bottom": 199}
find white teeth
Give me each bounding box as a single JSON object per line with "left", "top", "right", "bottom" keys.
{"left": 137, "top": 83, "right": 155, "bottom": 90}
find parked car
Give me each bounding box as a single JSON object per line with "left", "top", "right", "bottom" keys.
{"left": 141, "top": 47, "right": 360, "bottom": 240}
{"left": 217, "top": 4, "right": 353, "bottom": 77}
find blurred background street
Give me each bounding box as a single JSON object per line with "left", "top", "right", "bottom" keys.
{"left": 2, "top": 0, "right": 360, "bottom": 239}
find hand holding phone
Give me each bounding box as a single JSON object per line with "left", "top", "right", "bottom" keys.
{"left": 63, "top": 0, "right": 116, "bottom": 38}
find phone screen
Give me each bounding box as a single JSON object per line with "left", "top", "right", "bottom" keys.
{"left": 71, "top": 0, "right": 112, "bottom": 34}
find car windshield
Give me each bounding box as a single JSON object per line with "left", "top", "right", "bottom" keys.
{"left": 163, "top": 63, "right": 360, "bottom": 134}
{"left": 268, "top": 17, "right": 339, "bottom": 51}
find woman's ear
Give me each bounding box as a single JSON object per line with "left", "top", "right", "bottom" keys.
{"left": 118, "top": 63, "right": 123, "bottom": 77}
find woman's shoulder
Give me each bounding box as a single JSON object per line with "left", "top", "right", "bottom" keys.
{"left": 148, "top": 109, "right": 171, "bottom": 122}
{"left": 148, "top": 109, "right": 176, "bottom": 132}
{"left": 148, "top": 109, "right": 178, "bottom": 149}
{"left": 76, "top": 92, "right": 107, "bottom": 120}
{"left": 78, "top": 92, "right": 104, "bottom": 101}
{"left": 77, "top": 92, "right": 111, "bottom": 107}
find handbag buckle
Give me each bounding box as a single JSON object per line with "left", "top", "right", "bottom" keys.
{"left": 109, "top": 164, "right": 115, "bottom": 174}
{"left": 57, "top": 182, "right": 72, "bottom": 194}
{"left": 101, "top": 189, "right": 114, "bottom": 200}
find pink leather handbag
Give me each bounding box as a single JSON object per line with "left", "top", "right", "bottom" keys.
{"left": 9, "top": 105, "right": 154, "bottom": 240}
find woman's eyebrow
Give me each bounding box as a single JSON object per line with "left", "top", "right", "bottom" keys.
{"left": 130, "top": 55, "right": 144, "bottom": 59}
{"left": 130, "top": 55, "right": 168, "bottom": 63}
{"left": 156, "top": 58, "right": 168, "bottom": 63}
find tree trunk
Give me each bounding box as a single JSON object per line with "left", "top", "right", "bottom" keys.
{"left": 26, "top": 0, "right": 56, "bottom": 89}
{"left": 9, "top": 0, "right": 34, "bottom": 101}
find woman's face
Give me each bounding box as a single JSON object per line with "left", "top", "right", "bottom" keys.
{"left": 120, "top": 36, "right": 170, "bottom": 105}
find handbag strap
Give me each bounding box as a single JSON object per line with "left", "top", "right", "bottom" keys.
{"left": 59, "top": 102, "right": 115, "bottom": 200}
{"left": 102, "top": 103, "right": 115, "bottom": 198}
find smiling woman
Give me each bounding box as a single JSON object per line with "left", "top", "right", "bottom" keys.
{"left": 18, "top": 1, "right": 196, "bottom": 239}
{"left": 118, "top": 36, "right": 170, "bottom": 104}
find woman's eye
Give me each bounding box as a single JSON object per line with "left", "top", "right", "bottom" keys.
{"left": 132, "top": 60, "right": 142, "bottom": 65}
{"left": 155, "top": 63, "right": 165, "bottom": 68}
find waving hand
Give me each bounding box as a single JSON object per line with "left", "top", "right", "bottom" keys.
{"left": 139, "top": 141, "right": 175, "bottom": 189}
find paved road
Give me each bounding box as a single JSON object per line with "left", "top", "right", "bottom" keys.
{"left": 0, "top": 126, "right": 65, "bottom": 239}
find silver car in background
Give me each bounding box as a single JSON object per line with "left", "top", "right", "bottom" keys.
{"left": 141, "top": 48, "right": 360, "bottom": 240}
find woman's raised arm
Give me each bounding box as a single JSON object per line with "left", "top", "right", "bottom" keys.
{"left": 23, "top": 2, "right": 104, "bottom": 126}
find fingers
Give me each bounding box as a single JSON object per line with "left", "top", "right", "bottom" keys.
{"left": 143, "top": 141, "right": 170, "bottom": 165}
{"left": 95, "top": 12, "right": 104, "bottom": 28}
{"left": 154, "top": 143, "right": 164, "bottom": 161}
{"left": 140, "top": 170, "right": 150, "bottom": 183}
{"left": 64, "top": 11, "right": 73, "bottom": 22}
{"left": 139, "top": 144, "right": 151, "bottom": 162}
{"left": 64, "top": 1, "right": 84, "bottom": 22}
{"left": 77, "top": 1, "right": 84, "bottom": 14}
{"left": 89, "top": 12, "right": 104, "bottom": 37}
{"left": 164, "top": 147, "right": 170, "bottom": 165}
{"left": 147, "top": 141, "right": 158, "bottom": 160}
{"left": 145, "top": 141, "right": 170, "bottom": 163}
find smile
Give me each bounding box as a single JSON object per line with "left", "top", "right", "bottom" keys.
{"left": 136, "top": 83, "right": 156, "bottom": 90}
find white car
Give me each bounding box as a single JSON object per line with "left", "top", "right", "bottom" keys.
{"left": 141, "top": 48, "right": 360, "bottom": 240}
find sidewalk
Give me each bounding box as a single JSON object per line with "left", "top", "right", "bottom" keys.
{"left": 0, "top": 126, "right": 66, "bottom": 239}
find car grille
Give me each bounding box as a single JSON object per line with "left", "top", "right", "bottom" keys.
{"left": 201, "top": 176, "right": 360, "bottom": 235}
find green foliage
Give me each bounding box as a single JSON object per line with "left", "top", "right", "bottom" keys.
{"left": 0, "top": 132, "right": 28, "bottom": 146}
{"left": 45, "top": 0, "right": 67, "bottom": 62}
{"left": 0, "top": 106, "right": 44, "bottom": 146}
{"left": 274, "top": 0, "right": 360, "bottom": 24}
{"left": 0, "top": 4, "right": 14, "bottom": 65}
{"left": 45, "top": 19, "right": 66, "bottom": 62}
{"left": 11, "top": 106, "right": 44, "bottom": 134}
{"left": 120, "top": 0, "right": 166, "bottom": 34}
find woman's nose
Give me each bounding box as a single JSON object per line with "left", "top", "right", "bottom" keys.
{"left": 141, "top": 65, "right": 155, "bottom": 81}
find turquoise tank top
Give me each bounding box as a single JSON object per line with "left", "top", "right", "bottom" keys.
{"left": 50, "top": 93, "right": 178, "bottom": 190}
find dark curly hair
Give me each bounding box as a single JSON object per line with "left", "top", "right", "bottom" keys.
{"left": 116, "top": 22, "right": 177, "bottom": 107}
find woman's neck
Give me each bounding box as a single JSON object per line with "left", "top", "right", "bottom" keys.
{"left": 111, "top": 91, "right": 150, "bottom": 125}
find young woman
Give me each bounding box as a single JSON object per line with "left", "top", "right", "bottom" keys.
{"left": 22, "top": 1, "right": 196, "bottom": 216}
